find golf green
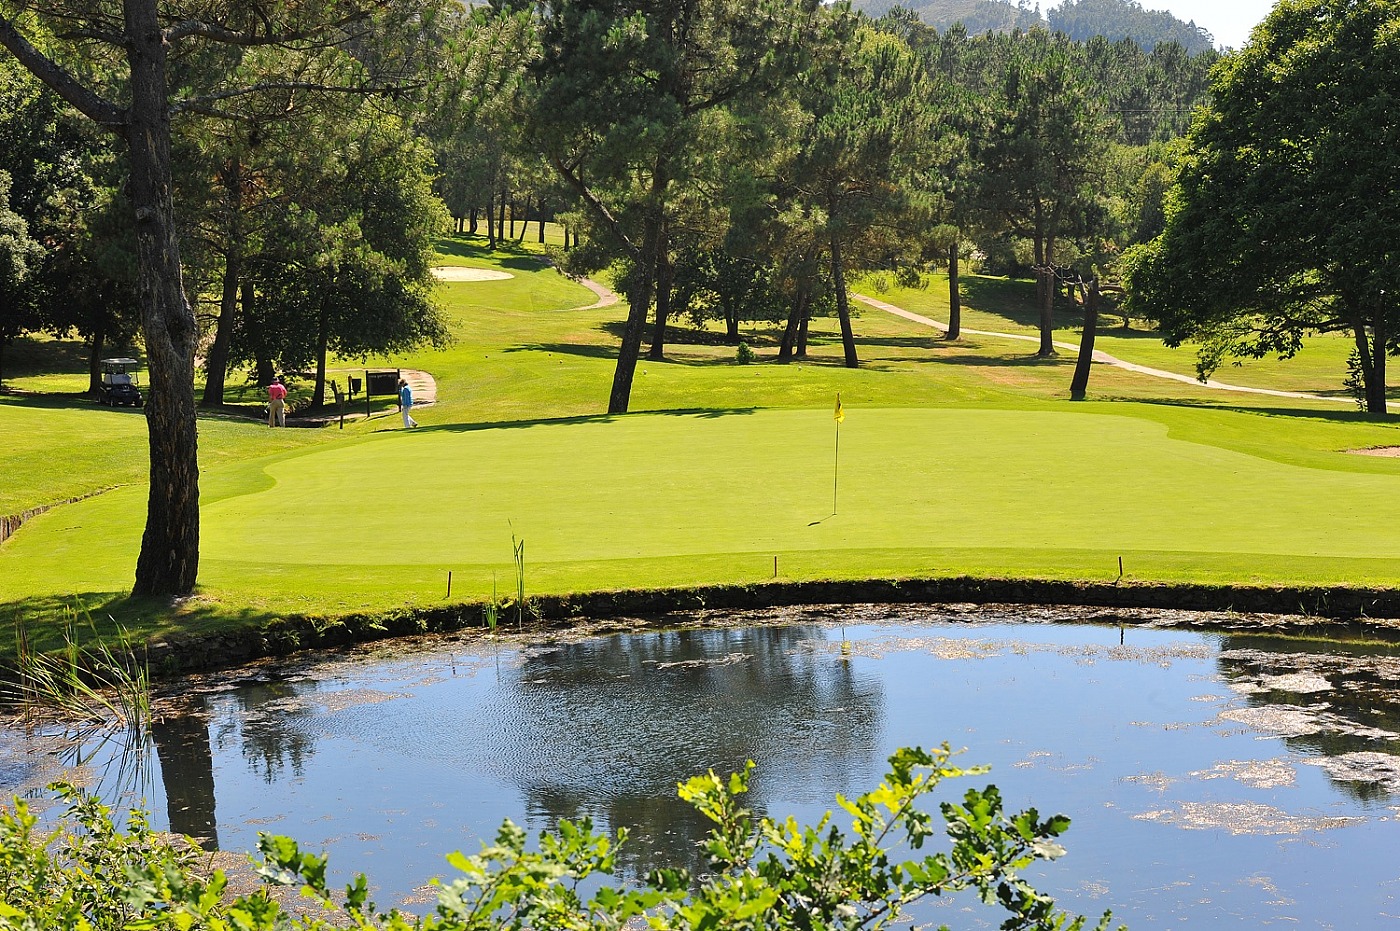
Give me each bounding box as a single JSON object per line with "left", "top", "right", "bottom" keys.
{"left": 6, "top": 407, "right": 1400, "bottom": 615}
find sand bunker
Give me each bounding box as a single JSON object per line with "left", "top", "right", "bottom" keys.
{"left": 431, "top": 266, "right": 514, "bottom": 282}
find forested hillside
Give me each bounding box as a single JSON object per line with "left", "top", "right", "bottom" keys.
{"left": 852, "top": 0, "right": 1218, "bottom": 51}
{"left": 1048, "top": 0, "right": 1215, "bottom": 52}
{"left": 851, "top": 0, "right": 1041, "bottom": 33}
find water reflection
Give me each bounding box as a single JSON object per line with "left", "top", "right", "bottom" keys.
{"left": 503, "top": 626, "right": 881, "bottom": 874}
{"left": 208, "top": 678, "right": 322, "bottom": 783}
{"left": 7, "top": 610, "right": 1400, "bottom": 926}
{"left": 1215, "top": 635, "right": 1400, "bottom": 802}
{"left": 151, "top": 708, "right": 218, "bottom": 848}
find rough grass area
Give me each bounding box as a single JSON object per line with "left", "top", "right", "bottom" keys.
{"left": 5, "top": 232, "right": 1400, "bottom": 653}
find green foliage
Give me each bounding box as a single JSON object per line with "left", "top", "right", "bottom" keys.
{"left": 5, "top": 612, "right": 151, "bottom": 739}
{"left": 1123, "top": 0, "right": 1400, "bottom": 411}
{"left": 0, "top": 748, "right": 1118, "bottom": 931}
{"left": 0, "top": 786, "right": 212, "bottom": 931}
{"left": 1048, "top": 0, "right": 1215, "bottom": 54}
{"left": 735, "top": 341, "right": 755, "bottom": 364}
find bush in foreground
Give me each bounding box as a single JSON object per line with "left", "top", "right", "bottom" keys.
{"left": 0, "top": 746, "right": 1119, "bottom": 930}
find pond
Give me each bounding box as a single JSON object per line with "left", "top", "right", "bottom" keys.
{"left": 4, "top": 603, "right": 1400, "bottom": 927}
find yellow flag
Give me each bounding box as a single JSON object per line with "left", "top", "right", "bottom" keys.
{"left": 834, "top": 394, "right": 845, "bottom": 423}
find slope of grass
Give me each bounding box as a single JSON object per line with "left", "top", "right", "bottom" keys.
{"left": 6, "top": 234, "right": 1400, "bottom": 653}
{"left": 859, "top": 273, "right": 1371, "bottom": 399}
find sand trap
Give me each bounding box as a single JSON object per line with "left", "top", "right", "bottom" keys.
{"left": 431, "top": 266, "right": 514, "bottom": 282}
{"left": 1349, "top": 446, "right": 1400, "bottom": 457}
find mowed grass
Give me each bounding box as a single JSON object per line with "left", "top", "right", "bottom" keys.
{"left": 7, "top": 405, "right": 1400, "bottom": 635}
{"left": 859, "top": 273, "right": 1371, "bottom": 400}
{"left": 6, "top": 232, "right": 1400, "bottom": 649}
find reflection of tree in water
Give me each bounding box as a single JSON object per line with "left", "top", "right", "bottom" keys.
{"left": 151, "top": 706, "right": 219, "bottom": 849}
{"left": 207, "top": 679, "right": 320, "bottom": 784}
{"left": 498, "top": 625, "right": 883, "bottom": 879}
{"left": 1217, "top": 635, "right": 1400, "bottom": 802}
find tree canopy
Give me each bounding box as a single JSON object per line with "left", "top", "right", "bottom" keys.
{"left": 1123, "top": 0, "right": 1400, "bottom": 413}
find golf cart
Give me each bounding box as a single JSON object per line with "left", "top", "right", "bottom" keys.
{"left": 98, "top": 357, "right": 144, "bottom": 407}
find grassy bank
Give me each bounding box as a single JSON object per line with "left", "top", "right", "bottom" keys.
{"left": 5, "top": 234, "right": 1400, "bottom": 654}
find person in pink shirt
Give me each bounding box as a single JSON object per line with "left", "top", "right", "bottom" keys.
{"left": 267, "top": 375, "right": 287, "bottom": 427}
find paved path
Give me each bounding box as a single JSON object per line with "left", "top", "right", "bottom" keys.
{"left": 576, "top": 276, "right": 618, "bottom": 310}
{"left": 400, "top": 368, "right": 436, "bottom": 405}
{"left": 853, "top": 293, "right": 1354, "bottom": 406}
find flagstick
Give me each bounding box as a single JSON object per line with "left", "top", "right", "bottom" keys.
{"left": 833, "top": 418, "right": 840, "bottom": 515}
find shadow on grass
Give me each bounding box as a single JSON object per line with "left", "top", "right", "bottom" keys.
{"left": 436, "top": 235, "right": 547, "bottom": 271}
{"left": 0, "top": 390, "right": 109, "bottom": 411}
{"left": 2, "top": 592, "right": 285, "bottom": 658}
{"left": 960, "top": 276, "right": 1095, "bottom": 330}
{"left": 0, "top": 334, "right": 108, "bottom": 380}
{"left": 1091, "top": 325, "right": 1168, "bottom": 341}
{"left": 421, "top": 407, "right": 762, "bottom": 435}
{"left": 1129, "top": 397, "right": 1391, "bottom": 424}
{"left": 505, "top": 341, "right": 618, "bottom": 360}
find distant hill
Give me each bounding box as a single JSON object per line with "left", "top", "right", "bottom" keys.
{"left": 850, "top": 0, "right": 1217, "bottom": 52}
{"left": 849, "top": 0, "right": 1041, "bottom": 35}
{"left": 1047, "top": 0, "right": 1214, "bottom": 53}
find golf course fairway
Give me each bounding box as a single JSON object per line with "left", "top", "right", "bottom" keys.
{"left": 7, "top": 406, "right": 1400, "bottom": 619}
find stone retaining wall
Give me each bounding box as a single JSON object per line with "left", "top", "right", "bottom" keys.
{"left": 0, "top": 487, "right": 120, "bottom": 544}
{"left": 135, "top": 576, "right": 1400, "bottom": 678}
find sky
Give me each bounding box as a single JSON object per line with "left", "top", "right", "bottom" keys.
{"left": 1137, "top": 0, "right": 1277, "bottom": 49}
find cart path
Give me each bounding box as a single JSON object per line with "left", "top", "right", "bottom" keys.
{"left": 576, "top": 276, "right": 618, "bottom": 310}
{"left": 852, "top": 293, "right": 1354, "bottom": 406}
{"left": 400, "top": 368, "right": 437, "bottom": 405}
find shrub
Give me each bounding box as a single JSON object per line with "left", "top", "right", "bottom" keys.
{"left": 0, "top": 746, "right": 1120, "bottom": 931}
{"left": 735, "top": 342, "right": 755, "bottom": 365}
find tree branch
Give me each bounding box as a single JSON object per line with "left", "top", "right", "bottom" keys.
{"left": 548, "top": 153, "right": 640, "bottom": 260}
{"left": 53, "top": 26, "right": 126, "bottom": 45}
{"left": 171, "top": 80, "right": 407, "bottom": 117}
{"left": 0, "top": 14, "right": 124, "bottom": 129}
{"left": 161, "top": 5, "right": 380, "bottom": 46}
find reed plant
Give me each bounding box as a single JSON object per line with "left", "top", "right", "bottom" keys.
{"left": 512, "top": 530, "right": 526, "bottom": 630}
{"left": 5, "top": 610, "right": 152, "bottom": 741}
{"left": 484, "top": 575, "right": 499, "bottom": 635}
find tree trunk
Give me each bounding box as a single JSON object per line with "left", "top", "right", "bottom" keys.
{"left": 201, "top": 157, "right": 242, "bottom": 408}
{"left": 947, "top": 241, "right": 961, "bottom": 341}
{"left": 498, "top": 189, "right": 507, "bottom": 243}
{"left": 254, "top": 355, "right": 273, "bottom": 391}
{"left": 608, "top": 175, "right": 667, "bottom": 414}
{"left": 485, "top": 193, "right": 497, "bottom": 249}
{"left": 538, "top": 212, "right": 546, "bottom": 244}
{"left": 127, "top": 0, "right": 200, "bottom": 598}
{"left": 1038, "top": 237, "right": 1056, "bottom": 357}
{"left": 88, "top": 328, "right": 105, "bottom": 396}
{"left": 724, "top": 303, "right": 740, "bottom": 343}
{"left": 797, "top": 300, "right": 811, "bottom": 359}
{"left": 777, "top": 285, "right": 807, "bottom": 362}
{"left": 469, "top": 207, "right": 478, "bottom": 234}
{"left": 313, "top": 300, "right": 329, "bottom": 410}
{"left": 647, "top": 225, "right": 671, "bottom": 360}
{"left": 830, "top": 231, "right": 858, "bottom": 368}
{"left": 1375, "top": 314, "right": 1388, "bottom": 414}
{"left": 1355, "top": 314, "right": 1389, "bottom": 414}
{"left": 1069, "top": 279, "right": 1098, "bottom": 401}
{"left": 243, "top": 282, "right": 274, "bottom": 391}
